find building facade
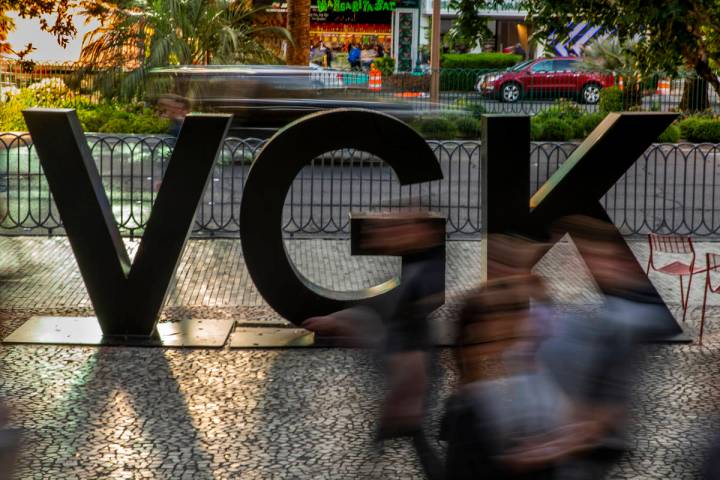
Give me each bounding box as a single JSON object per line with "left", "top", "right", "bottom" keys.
{"left": 419, "top": 0, "right": 531, "bottom": 57}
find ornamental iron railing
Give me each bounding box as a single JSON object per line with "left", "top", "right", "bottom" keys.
{"left": 0, "top": 133, "right": 718, "bottom": 237}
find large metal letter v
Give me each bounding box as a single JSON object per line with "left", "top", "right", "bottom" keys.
{"left": 12, "top": 109, "right": 232, "bottom": 342}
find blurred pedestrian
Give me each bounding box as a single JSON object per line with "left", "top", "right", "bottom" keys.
{"left": 323, "top": 42, "right": 333, "bottom": 68}
{"left": 303, "top": 211, "right": 444, "bottom": 439}
{"left": 348, "top": 44, "right": 361, "bottom": 71}
{"left": 442, "top": 217, "right": 672, "bottom": 479}
{"left": 442, "top": 234, "right": 558, "bottom": 480}
{"left": 0, "top": 401, "right": 19, "bottom": 480}
{"left": 158, "top": 94, "right": 189, "bottom": 137}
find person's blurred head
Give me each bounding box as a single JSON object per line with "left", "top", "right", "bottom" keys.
{"left": 157, "top": 94, "right": 188, "bottom": 120}
{"left": 486, "top": 233, "right": 549, "bottom": 279}
{"left": 457, "top": 273, "right": 546, "bottom": 383}
{"left": 553, "top": 215, "right": 644, "bottom": 293}
{"left": 357, "top": 212, "right": 444, "bottom": 256}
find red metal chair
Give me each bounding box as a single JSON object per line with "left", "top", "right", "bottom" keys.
{"left": 646, "top": 233, "right": 696, "bottom": 323}
{"left": 699, "top": 253, "right": 720, "bottom": 345}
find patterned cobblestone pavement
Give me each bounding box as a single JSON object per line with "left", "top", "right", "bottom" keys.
{"left": 0, "top": 237, "right": 719, "bottom": 478}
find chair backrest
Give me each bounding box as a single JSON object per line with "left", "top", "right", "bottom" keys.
{"left": 708, "top": 253, "right": 720, "bottom": 271}
{"left": 706, "top": 253, "right": 720, "bottom": 292}
{"left": 648, "top": 233, "right": 694, "bottom": 254}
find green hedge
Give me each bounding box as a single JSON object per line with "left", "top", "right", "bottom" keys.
{"left": 440, "top": 69, "right": 481, "bottom": 91}
{"left": 599, "top": 86, "right": 623, "bottom": 113}
{"left": 440, "top": 53, "right": 522, "bottom": 69}
{"left": 410, "top": 116, "right": 458, "bottom": 140}
{"left": 410, "top": 113, "right": 482, "bottom": 140}
{"left": 677, "top": 117, "right": 720, "bottom": 143}
{"left": 530, "top": 99, "right": 680, "bottom": 142}
{"left": 372, "top": 57, "right": 395, "bottom": 77}
{"left": 658, "top": 125, "right": 681, "bottom": 143}
{"left": 0, "top": 78, "right": 170, "bottom": 134}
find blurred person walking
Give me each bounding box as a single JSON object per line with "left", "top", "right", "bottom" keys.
{"left": 302, "top": 212, "right": 445, "bottom": 442}
{"left": 443, "top": 217, "right": 674, "bottom": 479}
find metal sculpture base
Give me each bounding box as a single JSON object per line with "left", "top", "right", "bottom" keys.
{"left": 3, "top": 317, "right": 234, "bottom": 347}
{"left": 230, "top": 327, "right": 316, "bottom": 348}
{"left": 655, "top": 327, "right": 693, "bottom": 344}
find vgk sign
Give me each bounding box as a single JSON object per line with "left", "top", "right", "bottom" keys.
{"left": 3, "top": 108, "right": 682, "bottom": 346}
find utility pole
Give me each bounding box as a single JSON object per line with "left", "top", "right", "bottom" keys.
{"left": 430, "top": 0, "right": 441, "bottom": 103}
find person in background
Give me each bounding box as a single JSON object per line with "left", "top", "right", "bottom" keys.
{"left": 377, "top": 43, "right": 385, "bottom": 58}
{"left": 361, "top": 44, "right": 377, "bottom": 71}
{"left": 348, "top": 44, "right": 361, "bottom": 71}
{"left": 324, "top": 42, "right": 333, "bottom": 68}
{"left": 158, "top": 94, "right": 189, "bottom": 137}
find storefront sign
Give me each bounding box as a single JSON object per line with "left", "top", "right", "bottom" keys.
{"left": 317, "top": 0, "right": 397, "bottom": 13}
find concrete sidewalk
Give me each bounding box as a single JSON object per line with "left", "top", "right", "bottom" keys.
{"left": 0, "top": 237, "right": 718, "bottom": 478}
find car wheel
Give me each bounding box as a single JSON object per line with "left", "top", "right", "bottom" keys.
{"left": 582, "top": 83, "right": 601, "bottom": 104}
{"left": 501, "top": 82, "right": 521, "bottom": 103}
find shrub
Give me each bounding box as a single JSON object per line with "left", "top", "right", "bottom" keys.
{"left": 573, "top": 112, "right": 606, "bottom": 139}
{"left": 440, "top": 53, "right": 522, "bottom": 69}
{"left": 678, "top": 117, "right": 705, "bottom": 141}
{"left": 440, "top": 69, "right": 481, "bottom": 91}
{"left": 678, "top": 118, "right": 720, "bottom": 143}
{"left": 98, "top": 117, "right": 133, "bottom": 134}
{"left": 599, "top": 86, "right": 623, "bottom": 113}
{"left": 535, "top": 99, "right": 584, "bottom": 124}
{"left": 454, "top": 116, "right": 482, "bottom": 139}
{"left": 0, "top": 82, "right": 171, "bottom": 134}
{"left": 411, "top": 116, "right": 458, "bottom": 140}
{"left": 531, "top": 101, "right": 604, "bottom": 140}
{"left": 373, "top": 57, "right": 395, "bottom": 77}
{"left": 467, "top": 102, "right": 486, "bottom": 119}
{"left": 657, "top": 125, "right": 681, "bottom": 143}
{"left": 534, "top": 117, "right": 574, "bottom": 141}
{"left": 130, "top": 112, "right": 171, "bottom": 134}
{"left": 530, "top": 120, "right": 544, "bottom": 141}
{"left": 693, "top": 121, "right": 720, "bottom": 143}
{"left": 77, "top": 106, "right": 114, "bottom": 132}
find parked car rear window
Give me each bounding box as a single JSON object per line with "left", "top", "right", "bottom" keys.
{"left": 553, "top": 60, "right": 580, "bottom": 72}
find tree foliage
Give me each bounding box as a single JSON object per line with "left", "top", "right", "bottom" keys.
{"left": 449, "top": 0, "right": 720, "bottom": 98}
{"left": 79, "top": 0, "right": 289, "bottom": 99}
{"left": 0, "top": 0, "right": 117, "bottom": 54}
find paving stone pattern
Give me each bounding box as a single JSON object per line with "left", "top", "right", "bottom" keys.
{"left": 0, "top": 237, "right": 719, "bottom": 478}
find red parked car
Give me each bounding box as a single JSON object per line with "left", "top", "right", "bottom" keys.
{"left": 476, "top": 57, "right": 615, "bottom": 104}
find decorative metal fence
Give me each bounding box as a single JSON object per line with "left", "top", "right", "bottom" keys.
{"left": 313, "top": 69, "right": 720, "bottom": 114}
{"left": 1, "top": 133, "right": 719, "bottom": 237}
{"left": 4, "top": 60, "right": 719, "bottom": 115}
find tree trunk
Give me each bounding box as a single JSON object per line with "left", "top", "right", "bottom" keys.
{"left": 286, "top": 0, "right": 310, "bottom": 65}
{"left": 680, "top": 76, "right": 709, "bottom": 112}
{"left": 680, "top": 59, "right": 718, "bottom": 112}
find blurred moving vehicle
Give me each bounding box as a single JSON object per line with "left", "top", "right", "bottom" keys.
{"left": 149, "top": 65, "right": 418, "bottom": 138}
{"left": 476, "top": 57, "right": 615, "bottom": 104}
